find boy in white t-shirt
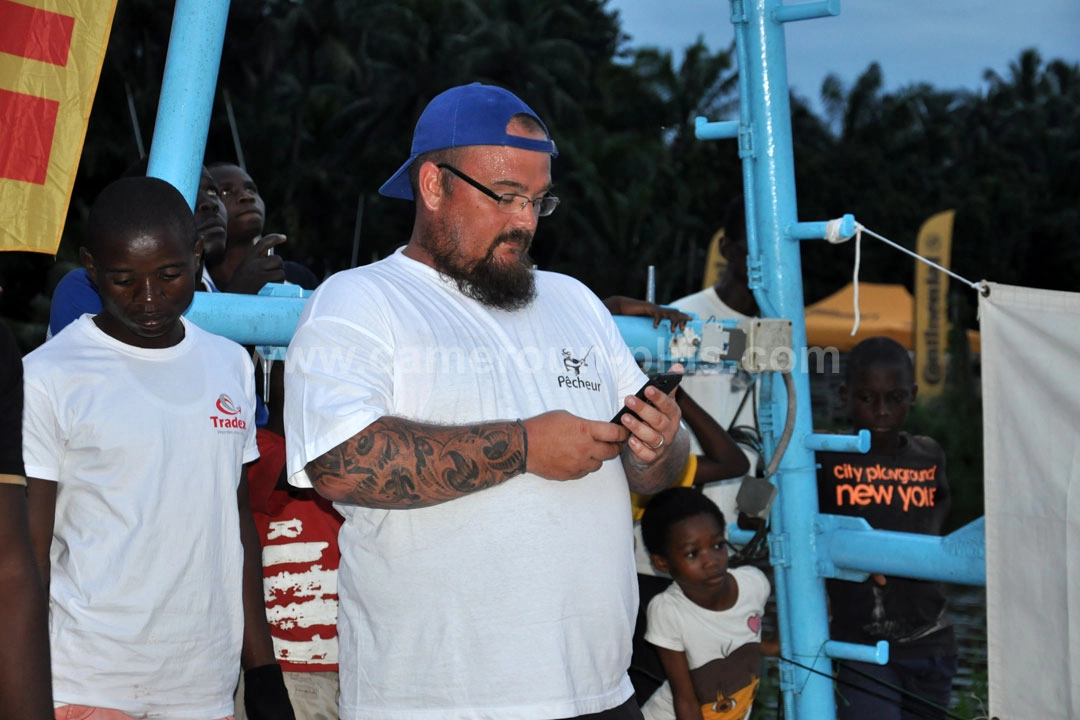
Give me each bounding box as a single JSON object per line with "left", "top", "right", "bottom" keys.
{"left": 639, "top": 488, "right": 777, "bottom": 720}
{"left": 22, "top": 177, "right": 293, "bottom": 720}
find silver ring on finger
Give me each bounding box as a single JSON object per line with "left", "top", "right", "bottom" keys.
{"left": 648, "top": 435, "right": 665, "bottom": 451}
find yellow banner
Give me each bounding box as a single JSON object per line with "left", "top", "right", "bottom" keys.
{"left": 701, "top": 228, "right": 726, "bottom": 289}
{"left": 0, "top": 0, "right": 117, "bottom": 254}
{"left": 913, "top": 210, "right": 954, "bottom": 399}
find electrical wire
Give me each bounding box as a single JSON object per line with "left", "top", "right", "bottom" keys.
{"left": 763, "top": 371, "right": 797, "bottom": 479}
{"left": 776, "top": 654, "right": 973, "bottom": 720}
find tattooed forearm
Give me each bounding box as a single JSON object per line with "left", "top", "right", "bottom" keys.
{"left": 306, "top": 417, "right": 528, "bottom": 508}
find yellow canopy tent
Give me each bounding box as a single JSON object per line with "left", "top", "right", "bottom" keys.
{"left": 803, "top": 282, "right": 979, "bottom": 353}
{"left": 804, "top": 282, "right": 913, "bottom": 352}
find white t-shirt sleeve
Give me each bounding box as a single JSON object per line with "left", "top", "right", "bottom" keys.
{"left": 740, "top": 566, "right": 772, "bottom": 612}
{"left": 644, "top": 590, "right": 686, "bottom": 652}
{"left": 241, "top": 353, "right": 260, "bottom": 466}
{"left": 284, "top": 280, "right": 394, "bottom": 488}
{"left": 21, "top": 369, "right": 61, "bottom": 481}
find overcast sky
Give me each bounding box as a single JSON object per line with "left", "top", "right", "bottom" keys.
{"left": 608, "top": 0, "right": 1080, "bottom": 114}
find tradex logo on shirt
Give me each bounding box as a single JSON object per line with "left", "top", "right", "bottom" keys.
{"left": 211, "top": 393, "right": 247, "bottom": 431}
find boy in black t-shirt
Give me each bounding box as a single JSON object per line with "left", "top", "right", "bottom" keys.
{"left": 817, "top": 337, "right": 957, "bottom": 720}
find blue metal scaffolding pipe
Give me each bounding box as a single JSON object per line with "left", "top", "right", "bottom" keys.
{"left": 612, "top": 315, "right": 742, "bottom": 371}
{"left": 183, "top": 300, "right": 740, "bottom": 369}
{"left": 825, "top": 639, "right": 890, "bottom": 665}
{"left": 804, "top": 429, "right": 870, "bottom": 454}
{"left": 788, "top": 214, "right": 856, "bottom": 241}
{"left": 145, "top": 0, "right": 230, "bottom": 205}
{"left": 772, "top": 0, "right": 840, "bottom": 23}
{"left": 694, "top": 116, "right": 740, "bottom": 141}
{"left": 732, "top": 0, "right": 836, "bottom": 715}
{"left": 185, "top": 290, "right": 307, "bottom": 347}
{"left": 825, "top": 516, "right": 986, "bottom": 586}
{"left": 611, "top": 316, "right": 678, "bottom": 364}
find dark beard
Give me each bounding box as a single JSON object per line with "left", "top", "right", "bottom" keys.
{"left": 429, "top": 228, "right": 536, "bottom": 311}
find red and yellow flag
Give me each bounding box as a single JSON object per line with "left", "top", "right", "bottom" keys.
{"left": 0, "top": 0, "right": 116, "bottom": 254}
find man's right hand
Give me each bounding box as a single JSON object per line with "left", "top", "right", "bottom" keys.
{"left": 523, "top": 410, "right": 629, "bottom": 480}
{"left": 227, "top": 234, "right": 287, "bottom": 294}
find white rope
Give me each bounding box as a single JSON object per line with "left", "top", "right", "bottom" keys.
{"left": 851, "top": 225, "right": 862, "bottom": 336}
{"left": 822, "top": 219, "right": 987, "bottom": 337}
{"left": 825, "top": 218, "right": 847, "bottom": 244}
{"left": 824, "top": 219, "right": 863, "bottom": 334}
{"left": 858, "top": 224, "right": 982, "bottom": 290}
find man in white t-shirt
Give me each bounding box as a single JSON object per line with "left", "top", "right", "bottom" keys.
{"left": 23, "top": 177, "right": 294, "bottom": 720}
{"left": 669, "top": 196, "right": 760, "bottom": 535}
{"left": 284, "top": 83, "right": 689, "bottom": 720}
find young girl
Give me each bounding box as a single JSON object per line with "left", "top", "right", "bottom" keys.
{"left": 640, "top": 488, "right": 777, "bottom": 720}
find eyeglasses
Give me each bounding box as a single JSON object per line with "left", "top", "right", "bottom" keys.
{"left": 437, "top": 164, "right": 560, "bottom": 217}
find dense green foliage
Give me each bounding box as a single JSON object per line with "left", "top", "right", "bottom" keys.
{"left": 3, "top": 0, "right": 1077, "bottom": 335}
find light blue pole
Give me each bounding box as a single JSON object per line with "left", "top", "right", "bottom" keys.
{"left": 612, "top": 316, "right": 742, "bottom": 373}
{"left": 805, "top": 429, "right": 870, "bottom": 453}
{"left": 789, "top": 214, "right": 856, "bottom": 241}
{"left": 145, "top": 0, "right": 230, "bottom": 206}
{"left": 823, "top": 516, "right": 986, "bottom": 585}
{"left": 730, "top": 0, "right": 837, "bottom": 716}
{"left": 185, "top": 286, "right": 309, "bottom": 347}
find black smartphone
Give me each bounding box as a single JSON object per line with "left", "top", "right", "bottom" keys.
{"left": 610, "top": 372, "right": 683, "bottom": 424}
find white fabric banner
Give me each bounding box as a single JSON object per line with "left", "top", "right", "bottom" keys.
{"left": 980, "top": 282, "right": 1080, "bottom": 719}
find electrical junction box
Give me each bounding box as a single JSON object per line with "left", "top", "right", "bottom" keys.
{"left": 738, "top": 318, "right": 794, "bottom": 373}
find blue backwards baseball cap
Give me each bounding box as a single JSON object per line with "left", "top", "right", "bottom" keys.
{"left": 378, "top": 83, "right": 558, "bottom": 201}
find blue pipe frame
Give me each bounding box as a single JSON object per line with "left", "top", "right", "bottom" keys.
{"left": 146, "top": 2, "right": 986, "bottom": 719}
{"left": 698, "top": 1, "right": 985, "bottom": 718}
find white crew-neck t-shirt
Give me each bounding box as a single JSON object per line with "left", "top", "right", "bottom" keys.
{"left": 22, "top": 315, "right": 259, "bottom": 718}
{"left": 285, "top": 248, "right": 648, "bottom": 719}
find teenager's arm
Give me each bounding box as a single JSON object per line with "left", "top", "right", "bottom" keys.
{"left": 237, "top": 467, "right": 276, "bottom": 671}
{"left": 0, "top": 483, "right": 54, "bottom": 718}
{"left": 654, "top": 645, "right": 706, "bottom": 720}
{"left": 237, "top": 467, "right": 296, "bottom": 720}
{"left": 25, "top": 478, "right": 56, "bottom": 593}
{"left": 601, "top": 296, "right": 692, "bottom": 330}
{"left": 306, "top": 411, "right": 628, "bottom": 508}
{"left": 676, "top": 387, "right": 750, "bottom": 483}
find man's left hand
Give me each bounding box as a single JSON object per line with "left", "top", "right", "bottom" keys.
{"left": 616, "top": 364, "right": 684, "bottom": 464}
